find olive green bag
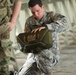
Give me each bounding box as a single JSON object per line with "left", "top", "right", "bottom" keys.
{"left": 17, "top": 28, "right": 53, "bottom": 53}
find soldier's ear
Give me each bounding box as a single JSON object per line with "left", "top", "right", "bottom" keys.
{"left": 42, "top": 5, "right": 44, "bottom": 9}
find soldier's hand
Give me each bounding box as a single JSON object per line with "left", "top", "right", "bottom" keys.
{"left": 32, "top": 26, "right": 46, "bottom": 33}
{"left": 9, "top": 22, "right": 15, "bottom": 31}
{"left": 24, "top": 28, "right": 26, "bottom": 32}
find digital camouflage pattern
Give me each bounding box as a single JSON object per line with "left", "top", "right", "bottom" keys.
{"left": 18, "top": 11, "right": 68, "bottom": 75}
{"left": 0, "top": 0, "right": 11, "bottom": 34}
{"left": 0, "top": 0, "right": 12, "bottom": 75}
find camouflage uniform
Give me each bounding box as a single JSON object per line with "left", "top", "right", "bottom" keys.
{"left": 18, "top": 11, "right": 68, "bottom": 75}
{"left": 0, "top": 0, "right": 20, "bottom": 75}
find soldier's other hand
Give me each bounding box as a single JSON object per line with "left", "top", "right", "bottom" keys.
{"left": 24, "top": 28, "right": 27, "bottom": 32}
{"left": 9, "top": 22, "right": 15, "bottom": 31}
{"left": 32, "top": 26, "right": 46, "bottom": 33}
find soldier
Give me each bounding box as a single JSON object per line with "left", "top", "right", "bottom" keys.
{"left": 0, "top": 0, "right": 22, "bottom": 75}
{"left": 18, "top": 0, "right": 68, "bottom": 75}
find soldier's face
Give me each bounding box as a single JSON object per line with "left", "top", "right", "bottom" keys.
{"left": 30, "top": 4, "right": 44, "bottom": 20}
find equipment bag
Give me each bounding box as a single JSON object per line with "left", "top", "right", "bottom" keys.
{"left": 17, "top": 28, "right": 53, "bottom": 54}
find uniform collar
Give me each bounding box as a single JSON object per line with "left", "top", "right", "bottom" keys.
{"left": 34, "top": 11, "right": 47, "bottom": 25}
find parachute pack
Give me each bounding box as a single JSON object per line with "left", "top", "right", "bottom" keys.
{"left": 17, "top": 28, "right": 53, "bottom": 54}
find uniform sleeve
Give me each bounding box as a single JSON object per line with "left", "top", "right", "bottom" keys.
{"left": 47, "top": 12, "right": 68, "bottom": 33}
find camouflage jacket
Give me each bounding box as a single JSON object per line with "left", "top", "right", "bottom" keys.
{"left": 0, "top": 0, "right": 11, "bottom": 24}
{"left": 25, "top": 11, "right": 68, "bottom": 52}
{"left": 25, "top": 11, "right": 68, "bottom": 73}
{"left": 0, "top": 0, "right": 12, "bottom": 34}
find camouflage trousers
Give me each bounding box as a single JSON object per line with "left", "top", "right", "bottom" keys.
{"left": 0, "top": 27, "right": 11, "bottom": 75}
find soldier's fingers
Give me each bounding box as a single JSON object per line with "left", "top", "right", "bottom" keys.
{"left": 34, "top": 28, "right": 39, "bottom": 33}
{"left": 39, "top": 27, "right": 45, "bottom": 31}
{"left": 39, "top": 28, "right": 41, "bottom": 31}
{"left": 31, "top": 29, "right": 35, "bottom": 33}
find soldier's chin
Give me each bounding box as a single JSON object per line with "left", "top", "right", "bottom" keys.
{"left": 36, "top": 17, "right": 41, "bottom": 20}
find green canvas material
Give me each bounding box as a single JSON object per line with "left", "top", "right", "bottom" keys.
{"left": 17, "top": 28, "right": 53, "bottom": 53}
